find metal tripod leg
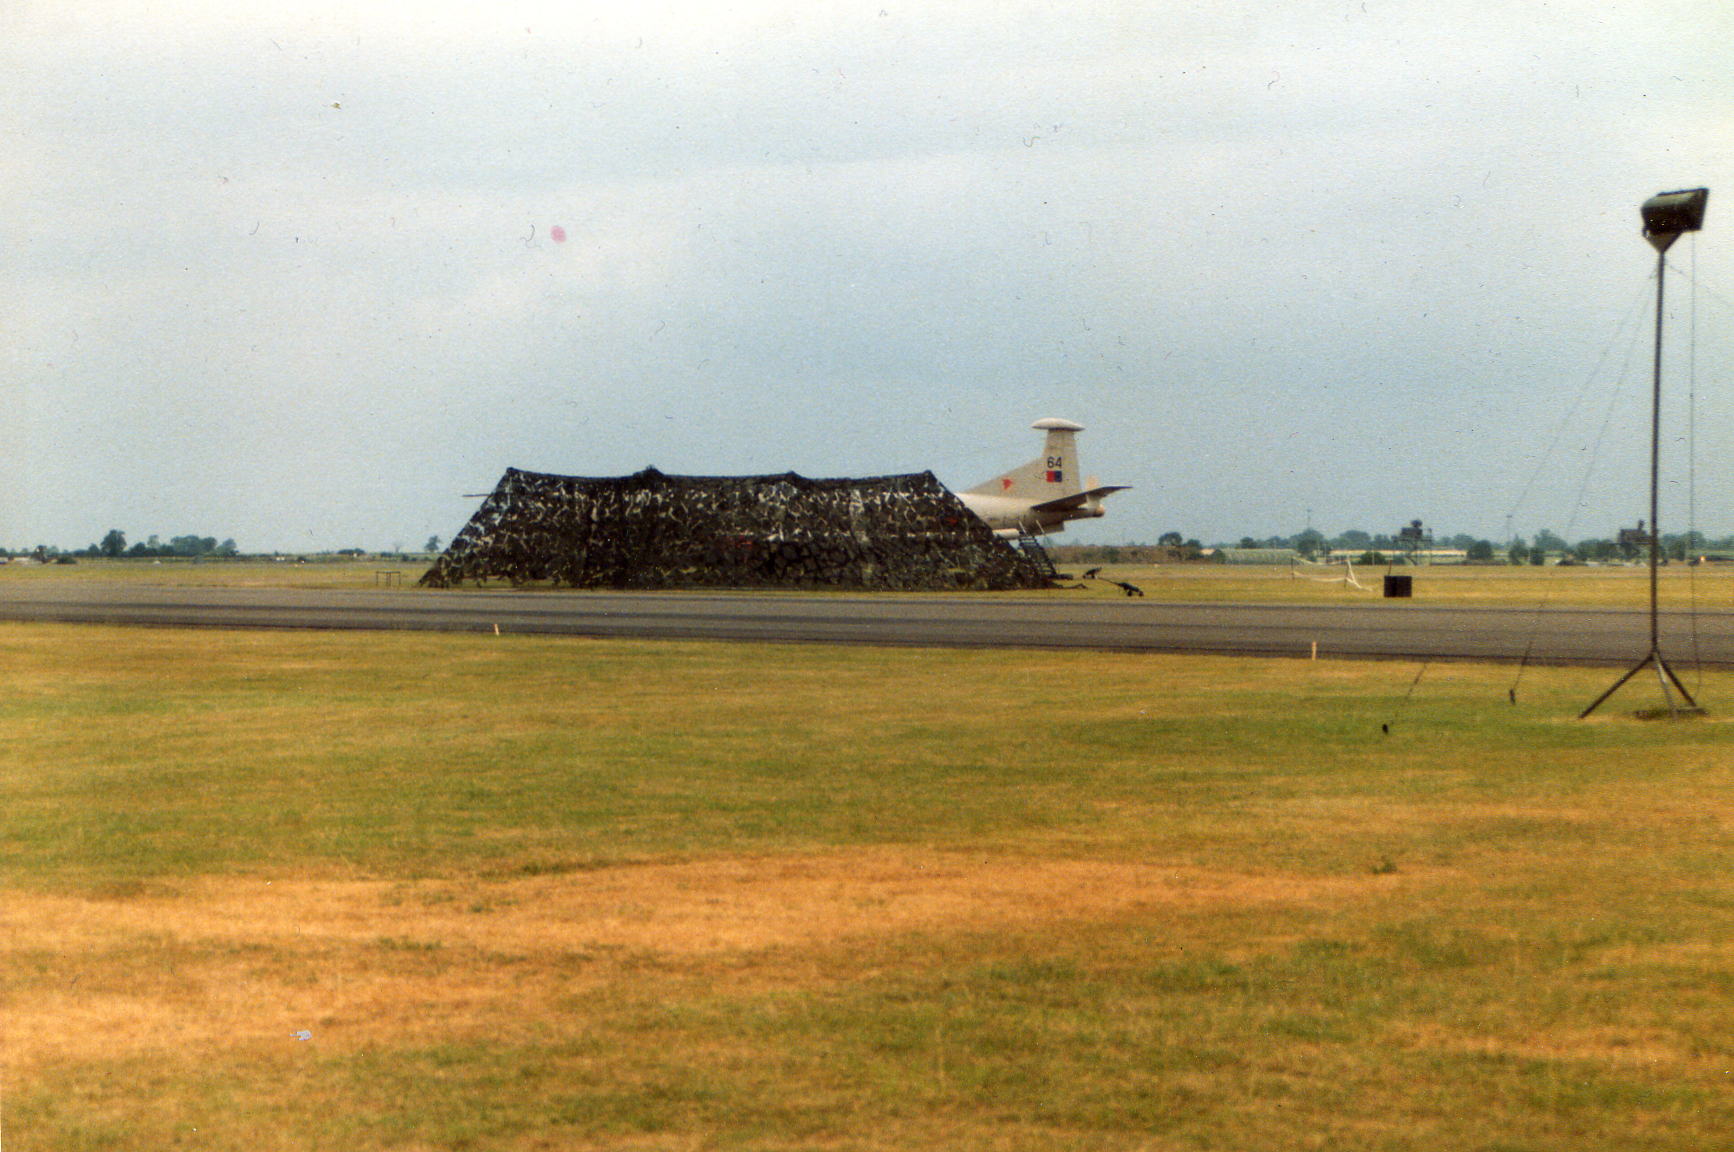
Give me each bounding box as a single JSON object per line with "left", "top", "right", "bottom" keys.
{"left": 1580, "top": 649, "right": 1702, "bottom": 719}
{"left": 1579, "top": 653, "right": 1653, "bottom": 719}
{"left": 1656, "top": 654, "right": 1700, "bottom": 712}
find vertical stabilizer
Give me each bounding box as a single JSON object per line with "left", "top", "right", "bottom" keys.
{"left": 965, "top": 417, "right": 1086, "bottom": 501}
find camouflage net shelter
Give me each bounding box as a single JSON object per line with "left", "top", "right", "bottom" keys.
{"left": 420, "top": 466, "right": 1051, "bottom": 591}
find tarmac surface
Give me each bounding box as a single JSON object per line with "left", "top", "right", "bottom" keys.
{"left": 3, "top": 581, "right": 1734, "bottom": 666}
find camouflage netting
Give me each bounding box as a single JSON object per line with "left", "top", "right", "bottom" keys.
{"left": 420, "top": 466, "right": 1051, "bottom": 590}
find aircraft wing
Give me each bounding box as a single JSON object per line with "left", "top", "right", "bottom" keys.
{"left": 1028, "top": 485, "right": 1130, "bottom": 515}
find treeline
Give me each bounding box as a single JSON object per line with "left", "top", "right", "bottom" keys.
{"left": 1049, "top": 543, "right": 1197, "bottom": 565}
{"left": 1231, "top": 527, "right": 1734, "bottom": 564}
{"left": 1223, "top": 528, "right": 1511, "bottom": 557}
{"left": 13, "top": 530, "right": 244, "bottom": 560}
{"left": 1056, "top": 527, "right": 1734, "bottom": 566}
{"left": 95, "top": 530, "right": 239, "bottom": 559}
{"left": 3, "top": 533, "right": 444, "bottom": 562}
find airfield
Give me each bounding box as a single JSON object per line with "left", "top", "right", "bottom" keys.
{"left": 4, "top": 560, "right": 1734, "bottom": 665}
{"left": 5, "top": 561, "right": 1733, "bottom": 1150}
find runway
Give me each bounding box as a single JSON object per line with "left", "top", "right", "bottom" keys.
{"left": 4, "top": 580, "right": 1734, "bottom": 666}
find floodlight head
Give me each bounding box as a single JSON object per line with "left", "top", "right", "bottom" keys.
{"left": 1641, "top": 187, "right": 1708, "bottom": 253}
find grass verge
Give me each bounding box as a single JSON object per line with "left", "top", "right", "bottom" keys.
{"left": 2, "top": 623, "right": 1731, "bottom": 1150}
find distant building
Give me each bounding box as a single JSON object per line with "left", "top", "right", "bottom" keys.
{"left": 1324, "top": 549, "right": 1468, "bottom": 565}
{"left": 1211, "top": 548, "right": 1301, "bottom": 565}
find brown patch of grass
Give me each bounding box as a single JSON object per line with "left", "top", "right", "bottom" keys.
{"left": 1389, "top": 1020, "right": 1703, "bottom": 1066}
{"left": 2, "top": 847, "right": 1395, "bottom": 1071}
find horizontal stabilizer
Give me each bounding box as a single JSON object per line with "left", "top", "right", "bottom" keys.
{"left": 1028, "top": 485, "right": 1130, "bottom": 515}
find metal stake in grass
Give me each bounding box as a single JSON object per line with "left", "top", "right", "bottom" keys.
{"left": 1581, "top": 188, "right": 1709, "bottom": 720}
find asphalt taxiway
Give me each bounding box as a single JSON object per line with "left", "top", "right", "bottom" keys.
{"left": 2, "top": 581, "right": 1732, "bottom": 666}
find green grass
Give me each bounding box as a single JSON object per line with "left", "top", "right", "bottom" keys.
{"left": 3, "top": 623, "right": 1732, "bottom": 1150}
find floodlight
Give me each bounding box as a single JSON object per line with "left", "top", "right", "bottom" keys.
{"left": 1641, "top": 187, "right": 1708, "bottom": 252}
{"left": 1581, "top": 188, "right": 1710, "bottom": 718}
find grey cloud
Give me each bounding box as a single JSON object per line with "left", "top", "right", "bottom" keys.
{"left": 4, "top": 1, "right": 1734, "bottom": 551}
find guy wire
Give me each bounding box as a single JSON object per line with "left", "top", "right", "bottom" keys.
{"left": 1384, "top": 659, "right": 1431, "bottom": 734}
{"left": 1506, "top": 277, "right": 1650, "bottom": 703}
{"left": 1506, "top": 280, "right": 1651, "bottom": 517}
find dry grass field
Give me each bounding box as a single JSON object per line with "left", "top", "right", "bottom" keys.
{"left": 0, "top": 558, "right": 426, "bottom": 591}
{"left": 10, "top": 555, "right": 1734, "bottom": 611}
{"left": 1057, "top": 560, "right": 1734, "bottom": 610}
{"left": 3, "top": 621, "right": 1732, "bottom": 1150}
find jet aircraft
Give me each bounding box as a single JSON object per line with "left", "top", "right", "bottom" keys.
{"left": 956, "top": 418, "right": 1129, "bottom": 538}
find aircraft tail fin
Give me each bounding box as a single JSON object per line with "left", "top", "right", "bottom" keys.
{"left": 963, "top": 417, "right": 1086, "bottom": 501}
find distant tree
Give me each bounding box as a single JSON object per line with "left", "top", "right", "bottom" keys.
{"left": 425, "top": 535, "right": 442, "bottom": 554}
{"left": 99, "top": 529, "right": 127, "bottom": 558}
{"left": 166, "top": 535, "right": 219, "bottom": 557}
{"left": 1335, "top": 529, "right": 1372, "bottom": 550}
{"left": 1158, "top": 531, "right": 1185, "bottom": 548}
{"left": 216, "top": 539, "right": 239, "bottom": 557}
{"left": 1294, "top": 528, "right": 1327, "bottom": 559}
{"left": 1238, "top": 537, "right": 1259, "bottom": 550}
{"left": 1466, "top": 540, "right": 1495, "bottom": 562}
{"left": 1533, "top": 528, "right": 1568, "bottom": 554}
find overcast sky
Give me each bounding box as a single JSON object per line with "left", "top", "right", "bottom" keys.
{"left": 5, "top": 0, "right": 1733, "bottom": 552}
